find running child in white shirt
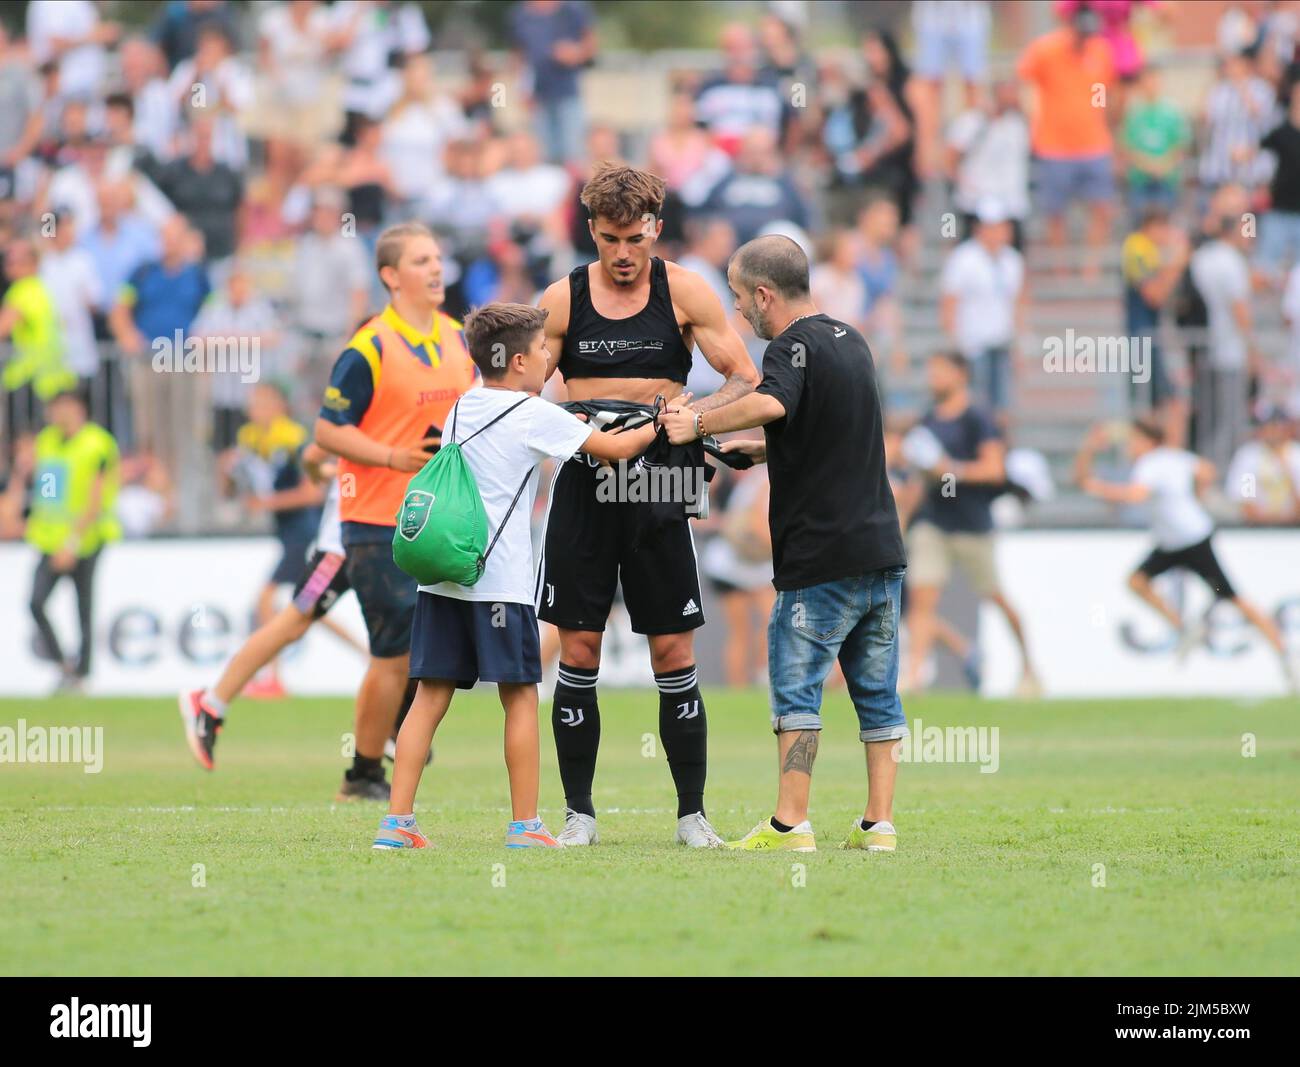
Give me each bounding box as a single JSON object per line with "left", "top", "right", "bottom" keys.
{"left": 1076, "top": 419, "right": 1297, "bottom": 691}
{"left": 374, "top": 303, "right": 665, "bottom": 850}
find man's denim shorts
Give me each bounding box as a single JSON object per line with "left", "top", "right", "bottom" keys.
{"left": 768, "top": 567, "right": 909, "bottom": 743}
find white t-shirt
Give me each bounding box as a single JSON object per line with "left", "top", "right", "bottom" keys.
{"left": 1132, "top": 447, "right": 1215, "bottom": 550}
{"left": 1225, "top": 440, "right": 1300, "bottom": 519}
{"left": 39, "top": 246, "right": 101, "bottom": 376}
{"left": 947, "top": 109, "right": 1031, "bottom": 219}
{"left": 486, "top": 164, "right": 572, "bottom": 221}
{"left": 27, "top": 0, "right": 105, "bottom": 99}
{"left": 939, "top": 239, "right": 1023, "bottom": 356}
{"left": 420, "top": 389, "right": 592, "bottom": 605}
{"left": 381, "top": 98, "right": 469, "bottom": 200}
{"left": 333, "top": 0, "right": 430, "bottom": 118}
{"left": 1190, "top": 240, "right": 1251, "bottom": 371}
{"left": 317, "top": 479, "right": 343, "bottom": 556}
{"left": 258, "top": 3, "right": 335, "bottom": 104}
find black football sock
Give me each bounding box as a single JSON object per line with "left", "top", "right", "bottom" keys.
{"left": 349, "top": 754, "right": 383, "bottom": 781}
{"left": 393, "top": 678, "right": 418, "bottom": 736}
{"left": 771, "top": 816, "right": 795, "bottom": 833}
{"left": 861, "top": 819, "right": 877, "bottom": 831}
{"left": 552, "top": 663, "right": 600, "bottom": 817}
{"left": 655, "top": 665, "right": 707, "bottom": 819}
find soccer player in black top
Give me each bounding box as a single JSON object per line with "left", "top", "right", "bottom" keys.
{"left": 536, "top": 163, "right": 759, "bottom": 847}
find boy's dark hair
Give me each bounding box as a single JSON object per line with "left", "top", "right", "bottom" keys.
{"left": 1133, "top": 417, "right": 1165, "bottom": 444}
{"left": 463, "top": 303, "right": 548, "bottom": 380}
{"left": 105, "top": 92, "right": 134, "bottom": 117}
{"left": 932, "top": 350, "right": 972, "bottom": 378}
{"left": 47, "top": 385, "right": 88, "bottom": 410}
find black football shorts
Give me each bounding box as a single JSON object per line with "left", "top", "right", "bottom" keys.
{"left": 536, "top": 453, "right": 705, "bottom": 635}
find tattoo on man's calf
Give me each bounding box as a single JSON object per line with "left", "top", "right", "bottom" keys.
{"left": 783, "top": 730, "right": 819, "bottom": 775}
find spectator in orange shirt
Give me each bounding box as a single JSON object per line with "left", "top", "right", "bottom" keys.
{"left": 1018, "top": 8, "right": 1117, "bottom": 278}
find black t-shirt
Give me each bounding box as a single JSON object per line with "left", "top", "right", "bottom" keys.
{"left": 913, "top": 404, "right": 1001, "bottom": 534}
{"left": 1263, "top": 120, "right": 1300, "bottom": 213}
{"left": 755, "top": 313, "right": 905, "bottom": 590}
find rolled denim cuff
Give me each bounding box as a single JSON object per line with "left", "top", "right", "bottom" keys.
{"left": 859, "top": 723, "right": 909, "bottom": 743}
{"left": 772, "top": 712, "right": 824, "bottom": 735}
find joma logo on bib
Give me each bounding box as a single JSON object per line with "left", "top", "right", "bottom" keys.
{"left": 399, "top": 491, "right": 435, "bottom": 541}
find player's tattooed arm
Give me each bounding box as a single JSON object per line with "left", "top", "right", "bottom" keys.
{"left": 782, "top": 731, "right": 819, "bottom": 776}
{"left": 669, "top": 265, "right": 759, "bottom": 412}
{"left": 537, "top": 278, "right": 571, "bottom": 382}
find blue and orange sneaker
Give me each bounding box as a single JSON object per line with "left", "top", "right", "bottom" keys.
{"left": 505, "top": 818, "right": 563, "bottom": 849}
{"left": 372, "top": 814, "right": 430, "bottom": 850}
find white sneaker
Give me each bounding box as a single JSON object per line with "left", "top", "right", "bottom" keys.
{"left": 555, "top": 807, "right": 599, "bottom": 846}
{"left": 1014, "top": 675, "right": 1043, "bottom": 700}
{"left": 1176, "top": 618, "right": 1207, "bottom": 663}
{"left": 675, "top": 812, "right": 724, "bottom": 848}
{"left": 1283, "top": 654, "right": 1300, "bottom": 695}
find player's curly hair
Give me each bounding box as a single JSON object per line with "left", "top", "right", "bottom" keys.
{"left": 463, "top": 302, "right": 549, "bottom": 380}
{"left": 579, "top": 163, "right": 666, "bottom": 227}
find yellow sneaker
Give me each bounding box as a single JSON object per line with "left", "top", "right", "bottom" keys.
{"left": 840, "top": 819, "right": 897, "bottom": 852}
{"left": 726, "top": 818, "right": 816, "bottom": 852}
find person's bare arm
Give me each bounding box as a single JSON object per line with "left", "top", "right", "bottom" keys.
{"left": 0, "top": 303, "right": 19, "bottom": 340}
{"left": 301, "top": 441, "right": 337, "bottom": 484}
{"left": 580, "top": 421, "right": 659, "bottom": 462}
{"left": 1082, "top": 477, "right": 1151, "bottom": 505}
{"left": 247, "top": 479, "right": 327, "bottom": 514}
{"left": 663, "top": 392, "right": 785, "bottom": 442}
{"left": 538, "top": 278, "right": 570, "bottom": 381}
{"left": 1193, "top": 457, "right": 1218, "bottom": 500}
{"left": 669, "top": 265, "right": 759, "bottom": 412}
{"left": 939, "top": 292, "right": 958, "bottom": 339}
{"left": 3, "top": 109, "right": 44, "bottom": 167}
{"left": 941, "top": 438, "right": 1005, "bottom": 485}
{"left": 720, "top": 438, "right": 767, "bottom": 465}
{"left": 109, "top": 297, "right": 145, "bottom": 355}
{"left": 314, "top": 418, "right": 437, "bottom": 473}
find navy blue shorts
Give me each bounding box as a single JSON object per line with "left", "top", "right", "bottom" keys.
{"left": 344, "top": 541, "right": 416, "bottom": 658}
{"left": 409, "top": 592, "right": 542, "bottom": 689}
{"left": 270, "top": 536, "right": 313, "bottom": 586}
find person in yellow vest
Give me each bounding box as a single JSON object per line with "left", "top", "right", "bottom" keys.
{"left": 26, "top": 388, "right": 121, "bottom": 691}
{"left": 301, "top": 222, "right": 477, "bottom": 799}
{"left": 1, "top": 237, "right": 76, "bottom": 436}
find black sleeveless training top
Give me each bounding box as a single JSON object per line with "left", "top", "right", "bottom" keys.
{"left": 558, "top": 257, "right": 693, "bottom": 383}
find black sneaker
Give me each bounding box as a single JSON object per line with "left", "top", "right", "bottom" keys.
{"left": 335, "top": 769, "right": 391, "bottom": 802}
{"left": 179, "top": 689, "right": 221, "bottom": 770}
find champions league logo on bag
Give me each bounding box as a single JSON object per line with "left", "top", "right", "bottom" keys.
{"left": 398, "top": 491, "right": 435, "bottom": 542}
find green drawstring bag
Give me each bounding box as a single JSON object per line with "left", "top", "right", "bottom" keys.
{"left": 393, "top": 397, "right": 533, "bottom": 586}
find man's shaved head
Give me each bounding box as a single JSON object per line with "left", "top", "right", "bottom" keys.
{"left": 729, "top": 235, "right": 811, "bottom": 301}
{"left": 727, "top": 235, "right": 813, "bottom": 340}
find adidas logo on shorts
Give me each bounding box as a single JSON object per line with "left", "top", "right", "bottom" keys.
{"left": 681, "top": 599, "right": 700, "bottom": 616}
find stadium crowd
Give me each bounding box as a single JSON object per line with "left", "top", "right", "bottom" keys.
{"left": 2, "top": 0, "right": 1299, "bottom": 692}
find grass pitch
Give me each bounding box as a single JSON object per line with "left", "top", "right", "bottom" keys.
{"left": 1, "top": 691, "right": 1296, "bottom": 976}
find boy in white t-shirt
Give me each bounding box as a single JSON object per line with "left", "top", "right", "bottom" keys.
{"left": 1076, "top": 419, "right": 1297, "bottom": 690}
{"left": 374, "top": 303, "right": 663, "bottom": 850}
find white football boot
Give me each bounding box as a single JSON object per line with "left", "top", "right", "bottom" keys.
{"left": 555, "top": 807, "right": 599, "bottom": 846}
{"left": 675, "top": 812, "right": 724, "bottom": 848}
